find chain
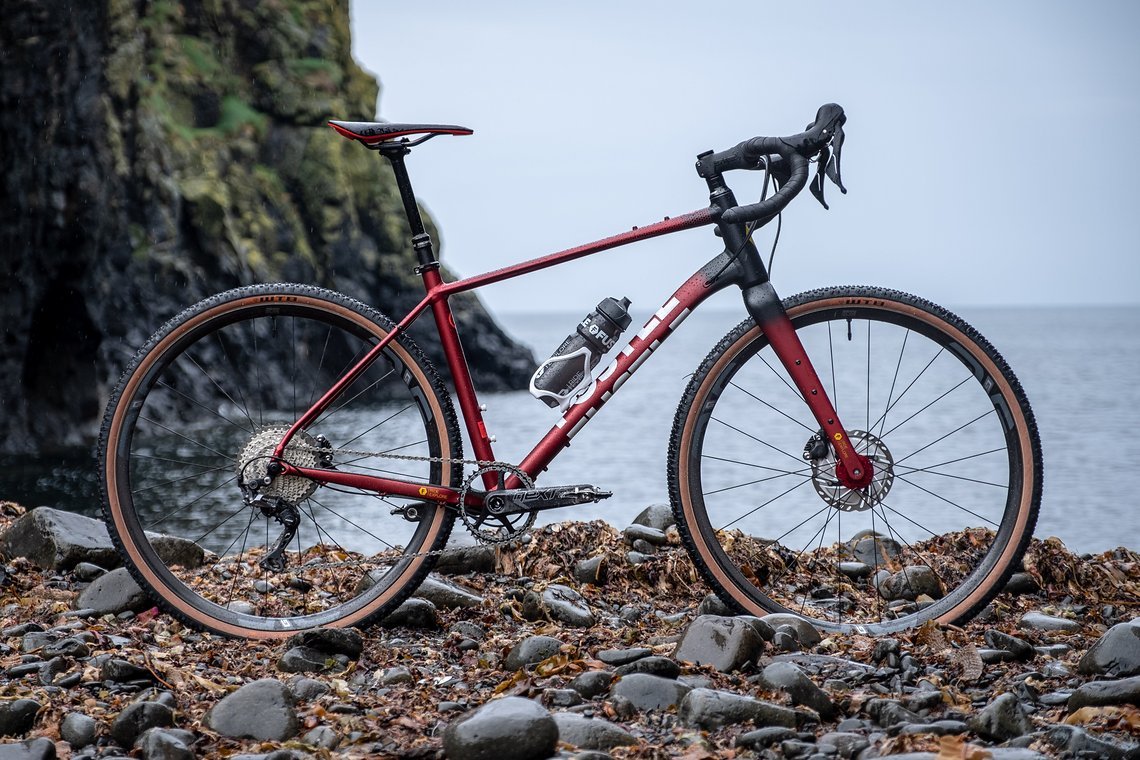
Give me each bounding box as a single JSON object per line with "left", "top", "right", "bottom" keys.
{"left": 266, "top": 442, "right": 536, "bottom": 567}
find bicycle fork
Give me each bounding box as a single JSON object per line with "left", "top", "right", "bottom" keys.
{"left": 742, "top": 280, "right": 872, "bottom": 489}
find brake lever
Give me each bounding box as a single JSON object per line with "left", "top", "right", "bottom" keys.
{"left": 809, "top": 145, "right": 831, "bottom": 209}
{"left": 825, "top": 124, "right": 846, "bottom": 194}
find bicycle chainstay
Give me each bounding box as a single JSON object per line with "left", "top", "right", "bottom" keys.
{"left": 284, "top": 442, "right": 544, "bottom": 555}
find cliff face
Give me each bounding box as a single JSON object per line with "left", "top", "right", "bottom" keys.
{"left": 0, "top": 0, "right": 534, "bottom": 453}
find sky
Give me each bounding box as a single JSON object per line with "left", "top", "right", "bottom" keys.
{"left": 350, "top": 1, "right": 1140, "bottom": 315}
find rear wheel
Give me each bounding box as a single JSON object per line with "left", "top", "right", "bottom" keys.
{"left": 669, "top": 287, "right": 1041, "bottom": 634}
{"left": 99, "top": 284, "right": 461, "bottom": 638}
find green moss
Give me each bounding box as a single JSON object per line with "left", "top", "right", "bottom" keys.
{"left": 214, "top": 96, "right": 268, "bottom": 135}
{"left": 179, "top": 36, "right": 223, "bottom": 78}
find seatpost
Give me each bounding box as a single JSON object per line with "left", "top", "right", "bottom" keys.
{"left": 378, "top": 143, "right": 438, "bottom": 271}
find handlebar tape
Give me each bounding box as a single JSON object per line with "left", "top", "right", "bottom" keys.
{"left": 703, "top": 103, "right": 846, "bottom": 225}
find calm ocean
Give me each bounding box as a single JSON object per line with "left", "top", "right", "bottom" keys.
{"left": 3, "top": 304, "right": 1137, "bottom": 555}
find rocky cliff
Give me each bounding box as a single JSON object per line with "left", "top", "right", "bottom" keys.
{"left": 0, "top": 0, "right": 534, "bottom": 454}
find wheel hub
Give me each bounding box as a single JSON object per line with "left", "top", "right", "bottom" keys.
{"left": 808, "top": 429, "right": 894, "bottom": 512}
{"left": 237, "top": 424, "right": 321, "bottom": 504}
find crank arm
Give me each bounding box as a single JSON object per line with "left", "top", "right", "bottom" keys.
{"left": 483, "top": 484, "right": 612, "bottom": 516}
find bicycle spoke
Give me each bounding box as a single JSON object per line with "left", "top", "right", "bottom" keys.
{"left": 893, "top": 475, "right": 1002, "bottom": 528}
{"left": 338, "top": 403, "right": 415, "bottom": 448}
{"left": 718, "top": 479, "right": 815, "bottom": 531}
{"left": 728, "top": 381, "right": 816, "bottom": 433}
{"left": 156, "top": 379, "right": 253, "bottom": 435}
{"left": 893, "top": 408, "right": 996, "bottom": 466}
{"left": 710, "top": 416, "right": 807, "bottom": 467}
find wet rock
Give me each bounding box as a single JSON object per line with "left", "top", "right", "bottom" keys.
{"left": 522, "top": 584, "right": 595, "bottom": 627}
{"left": 544, "top": 688, "right": 583, "bottom": 707}
{"left": 968, "top": 692, "right": 1032, "bottom": 742}
{"left": 0, "top": 507, "right": 121, "bottom": 571}
{"left": 674, "top": 615, "right": 764, "bottom": 672}
{"left": 277, "top": 646, "right": 345, "bottom": 674}
{"left": 301, "top": 725, "right": 339, "bottom": 750}
{"left": 378, "top": 598, "right": 439, "bottom": 629}
{"left": 505, "top": 635, "right": 563, "bottom": 671}
{"left": 377, "top": 666, "right": 414, "bottom": 685}
{"left": 441, "top": 697, "right": 557, "bottom": 760}
{"left": 623, "top": 524, "right": 667, "bottom": 547}
{"left": 1067, "top": 674, "right": 1140, "bottom": 711}
{"left": 1018, "top": 611, "right": 1080, "bottom": 633}
{"left": 626, "top": 551, "right": 653, "bottom": 565}
{"left": 899, "top": 719, "right": 968, "bottom": 735}
{"left": 101, "top": 659, "right": 155, "bottom": 683}
{"left": 679, "top": 688, "right": 797, "bottom": 730}
{"left": 610, "top": 673, "right": 692, "bottom": 711}
{"left": 878, "top": 566, "right": 943, "bottom": 602}
{"left": 615, "top": 656, "right": 680, "bottom": 679}
{"left": 0, "top": 699, "right": 40, "bottom": 737}
{"left": 737, "top": 726, "right": 798, "bottom": 750}
{"left": 761, "top": 661, "right": 836, "bottom": 719}
{"left": 1003, "top": 572, "right": 1040, "bottom": 595}
{"left": 1077, "top": 618, "right": 1140, "bottom": 677}
{"left": 596, "top": 647, "right": 650, "bottom": 666}
{"left": 848, "top": 532, "right": 902, "bottom": 566}
{"left": 19, "top": 632, "right": 48, "bottom": 653}
{"left": 76, "top": 568, "right": 150, "bottom": 616}
{"left": 110, "top": 702, "right": 174, "bottom": 748}
{"left": 207, "top": 679, "right": 298, "bottom": 741}
{"left": 553, "top": 713, "right": 637, "bottom": 750}
{"left": 696, "top": 593, "right": 733, "bottom": 617}
{"left": 631, "top": 504, "right": 675, "bottom": 532}
{"left": 287, "top": 676, "right": 330, "bottom": 701}
{"left": 817, "top": 731, "right": 870, "bottom": 758}
{"left": 60, "top": 712, "right": 97, "bottom": 748}
{"left": 433, "top": 544, "right": 496, "bottom": 575}
{"left": 411, "top": 574, "right": 484, "bottom": 610}
{"left": 984, "top": 629, "right": 1036, "bottom": 660}
{"left": 758, "top": 614, "right": 822, "bottom": 647}
{"left": 144, "top": 533, "right": 205, "bottom": 570}
{"left": 42, "top": 637, "right": 89, "bottom": 659}
{"left": 72, "top": 562, "right": 107, "bottom": 581}
{"left": 285, "top": 627, "right": 363, "bottom": 659}
{"left": 136, "top": 727, "right": 194, "bottom": 760}
{"left": 737, "top": 615, "right": 776, "bottom": 642}
{"left": 838, "top": 562, "right": 873, "bottom": 579}
{"left": 1044, "top": 723, "right": 1138, "bottom": 759}
{"left": 568, "top": 670, "right": 614, "bottom": 699}
{"left": 574, "top": 555, "right": 607, "bottom": 585}
{"left": 864, "top": 698, "right": 923, "bottom": 728}
{"left": 0, "top": 737, "right": 57, "bottom": 760}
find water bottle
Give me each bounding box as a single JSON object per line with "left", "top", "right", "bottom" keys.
{"left": 530, "top": 296, "right": 632, "bottom": 409}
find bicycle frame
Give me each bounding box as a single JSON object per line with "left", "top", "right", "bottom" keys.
{"left": 273, "top": 146, "right": 871, "bottom": 507}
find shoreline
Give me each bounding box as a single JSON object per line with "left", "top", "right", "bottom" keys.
{"left": 0, "top": 501, "right": 1137, "bottom": 759}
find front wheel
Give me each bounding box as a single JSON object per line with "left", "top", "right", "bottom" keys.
{"left": 99, "top": 284, "right": 462, "bottom": 638}
{"left": 669, "top": 286, "right": 1042, "bottom": 634}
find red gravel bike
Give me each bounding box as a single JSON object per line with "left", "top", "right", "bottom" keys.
{"left": 99, "top": 104, "right": 1042, "bottom": 639}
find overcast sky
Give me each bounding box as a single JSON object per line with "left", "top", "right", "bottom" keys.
{"left": 349, "top": 1, "right": 1139, "bottom": 315}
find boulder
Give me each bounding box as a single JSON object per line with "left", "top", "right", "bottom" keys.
{"left": 409, "top": 574, "right": 484, "bottom": 610}
{"left": 610, "top": 673, "right": 692, "bottom": 711}
{"left": 433, "top": 545, "right": 496, "bottom": 575}
{"left": 553, "top": 712, "right": 637, "bottom": 750}
{"left": 679, "top": 688, "right": 798, "bottom": 731}
{"left": 521, "top": 584, "right": 595, "bottom": 627}
{"left": 631, "top": 504, "right": 675, "bottom": 532}
{"left": 674, "top": 615, "right": 764, "bottom": 672}
{"left": 1019, "top": 611, "right": 1080, "bottom": 633}
{"left": 378, "top": 598, "right": 439, "bottom": 630}
{"left": 0, "top": 738, "right": 57, "bottom": 760}
{"left": 60, "top": 712, "right": 97, "bottom": 748}
{"left": 878, "top": 566, "right": 943, "bottom": 601}
{"left": 760, "top": 661, "right": 836, "bottom": 719}
{"left": 1067, "top": 675, "right": 1140, "bottom": 711}
{"left": 505, "top": 635, "right": 564, "bottom": 672}
{"left": 76, "top": 567, "right": 151, "bottom": 616}
{"left": 0, "top": 700, "right": 40, "bottom": 737}
{"left": 758, "top": 614, "right": 822, "bottom": 647}
{"left": 284, "top": 627, "right": 363, "bottom": 659}
{"left": 110, "top": 702, "right": 174, "bottom": 748}
{"left": 1078, "top": 618, "right": 1140, "bottom": 677}
{"left": 207, "top": 679, "right": 298, "bottom": 742}
{"left": 442, "top": 697, "right": 557, "bottom": 760}
{"left": 968, "top": 693, "right": 1032, "bottom": 742}
{"left": 0, "top": 507, "right": 120, "bottom": 571}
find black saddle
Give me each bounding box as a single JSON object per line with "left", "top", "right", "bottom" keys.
{"left": 328, "top": 120, "right": 473, "bottom": 146}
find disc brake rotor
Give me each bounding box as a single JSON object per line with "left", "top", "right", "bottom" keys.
{"left": 809, "top": 429, "right": 895, "bottom": 512}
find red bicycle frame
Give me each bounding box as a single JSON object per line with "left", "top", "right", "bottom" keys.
{"left": 273, "top": 144, "right": 870, "bottom": 507}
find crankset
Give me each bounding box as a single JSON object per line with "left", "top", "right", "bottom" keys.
{"left": 483, "top": 484, "right": 612, "bottom": 516}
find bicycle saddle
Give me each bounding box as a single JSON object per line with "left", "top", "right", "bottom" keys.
{"left": 328, "top": 120, "right": 473, "bottom": 145}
